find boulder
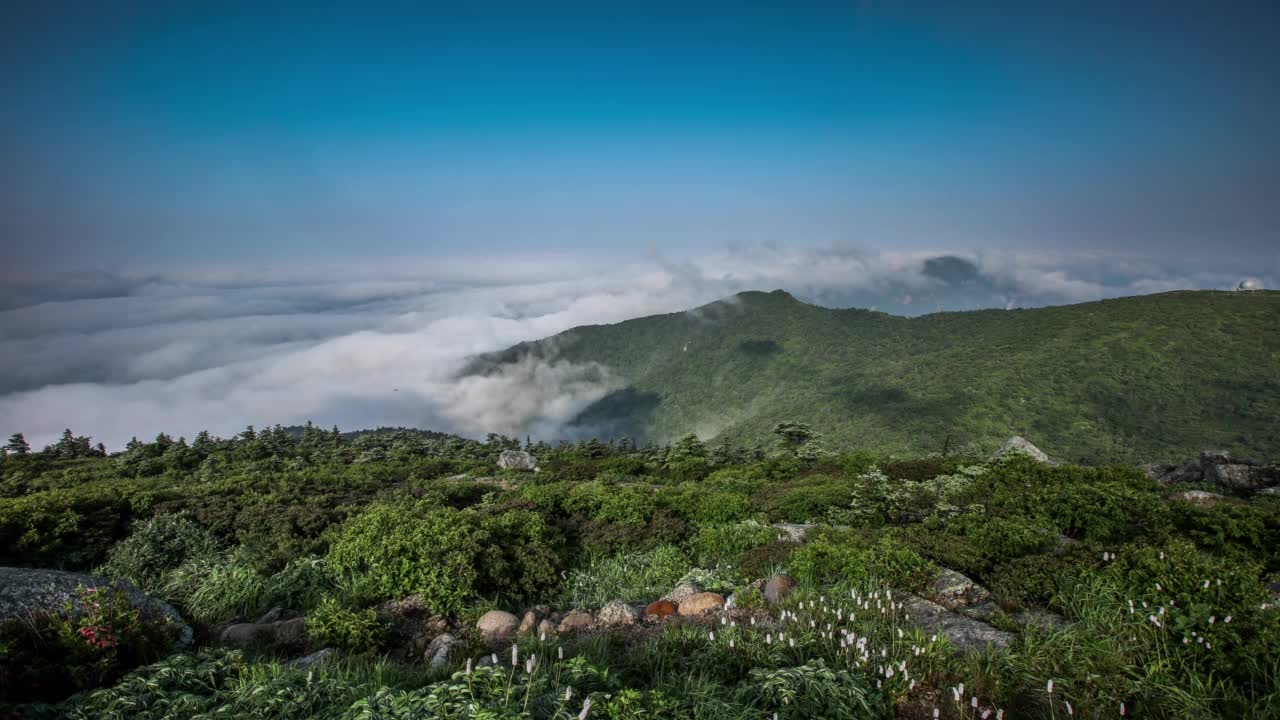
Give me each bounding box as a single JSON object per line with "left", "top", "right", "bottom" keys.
{"left": 931, "top": 568, "right": 994, "bottom": 609}
{"left": 476, "top": 610, "right": 520, "bottom": 641}
{"left": 990, "top": 436, "right": 1056, "bottom": 465}
{"left": 771, "top": 523, "right": 815, "bottom": 543}
{"left": 518, "top": 610, "right": 540, "bottom": 636}
{"left": 598, "top": 600, "right": 640, "bottom": 626}
{"left": 667, "top": 583, "right": 701, "bottom": 605}
{"left": 644, "top": 600, "right": 678, "bottom": 618}
{"left": 557, "top": 611, "right": 594, "bottom": 633}
{"left": 678, "top": 592, "right": 725, "bottom": 616}
{"left": 1200, "top": 451, "right": 1280, "bottom": 492}
{"left": 763, "top": 575, "right": 797, "bottom": 604}
{"left": 220, "top": 623, "right": 274, "bottom": 647}
{"left": 902, "top": 595, "right": 1015, "bottom": 655}
{"left": 1011, "top": 608, "right": 1071, "bottom": 631}
{"left": 273, "top": 617, "right": 307, "bottom": 646}
{"left": 0, "top": 567, "right": 192, "bottom": 650}
{"left": 1172, "top": 490, "right": 1228, "bottom": 506}
{"left": 497, "top": 450, "right": 538, "bottom": 471}
{"left": 289, "top": 648, "right": 336, "bottom": 669}
{"left": 537, "top": 618, "right": 557, "bottom": 636}
{"left": 1145, "top": 462, "right": 1203, "bottom": 485}
{"left": 424, "top": 633, "right": 458, "bottom": 667}
{"left": 256, "top": 606, "right": 297, "bottom": 624}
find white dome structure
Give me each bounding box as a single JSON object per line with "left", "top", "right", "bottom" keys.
{"left": 1235, "top": 278, "right": 1264, "bottom": 291}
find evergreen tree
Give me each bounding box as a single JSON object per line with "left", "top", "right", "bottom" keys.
{"left": 5, "top": 433, "right": 29, "bottom": 455}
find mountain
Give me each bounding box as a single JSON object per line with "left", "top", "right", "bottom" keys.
{"left": 474, "top": 289, "right": 1280, "bottom": 463}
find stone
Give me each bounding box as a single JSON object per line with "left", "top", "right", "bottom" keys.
{"left": 424, "top": 633, "right": 458, "bottom": 667}
{"left": 557, "top": 611, "right": 594, "bottom": 633}
{"left": 1172, "top": 490, "right": 1228, "bottom": 505}
{"left": 497, "top": 450, "right": 538, "bottom": 471}
{"left": 667, "top": 583, "right": 701, "bottom": 605}
{"left": 476, "top": 610, "right": 520, "bottom": 641}
{"left": 518, "top": 610, "right": 539, "bottom": 635}
{"left": 0, "top": 566, "right": 193, "bottom": 650}
{"left": 597, "top": 600, "right": 640, "bottom": 626}
{"left": 1145, "top": 462, "right": 1203, "bottom": 485}
{"left": 931, "top": 568, "right": 993, "bottom": 609}
{"left": 273, "top": 617, "right": 307, "bottom": 646}
{"left": 763, "top": 575, "right": 797, "bottom": 604}
{"left": 256, "top": 606, "right": 294, "bottom": 624}
{"left": 220, "top": 623, "right": 274, "bottom": 647}
{"left": 537, "top": 619, "right": 557, "bottom": 636}
{"left": 678, "top": 592, "right": 725, "bottom": 616}
{"left": 771, "top": 523, "right": 815, "bottom": 543}
{"left": 1011, "top": 608, "right": 1071, "bottom": 631}
{"left": 289, "top": 648, "right": 336, "bottom": 669}
{"left": 1199, "top": 451, "right": 1280, "bottom": 492}
{"left": 902, "top": 595, "right": 1015, "bottom": 655}
{"left": 990, "top": 436, "right": 1056, "bottom": 465}
{"left": 644, "top": 600, "right": 677, "bottom": 618}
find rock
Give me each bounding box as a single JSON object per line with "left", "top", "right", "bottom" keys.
{"left": 959, "top": 602, "right": 1000, "bottom": 622}
{"left": 644, "top": 600, "right": 677, "bottom": 618}
{"left": 497, "top": 450, "right": 538, "bottom": 471}
{"left": 990, "top": 436, "right": 1056, "bottom": 465}
{"left": 220, "top": 623, "right": 274, "bottom": 647}
{"left": 1258, "top": 487, "right": 1280, "bottom": 497}
{"left": 1172, "top": 490, "right": 1228, "bottom": 506}
{"left": 0, "top": 566, "right": 193, "bottom": 650}
{"left": 678, "top": 592, "right": 725, "bottom": 616}
{"left": 537, "top": 619, "right": 557, "bottom": 636}
{"left": 1200, "top": 451, "right": 1280, "bottom": 492}
{"left": 518, "top": 610, "right": 540, "bottom": 635}
{"left": 763, "top": 575, "right": 797, "bottom": 604}
{"left": 1012, "top": 608, "right": 1071, "bottom": 631}
{"left": 931, "top": 568, "right": 993, "bottom": 609}
{"left": 476, "top": 610, "right": 520, "bottom": 641}
{"left": 597, "top": 600, "right": 640, "bottom": 626}
{"left": 289, "top": 648, "right": 336, "bottom": 669}
{"left": 423, "top": 633, "right": 458, "bottom": 667}
{"left": 772, "top": 523, "right": 815, "bottom": 543}
{"left": 667, "top": 583, "right": 701, "bottom": 605}
{"left": 902, "top": 595, "right": 1015, "bottom": 654}
{"left": 557, "top": 611, "right": 594, "bottom": 633}
{"left": 256, "top": 606, "right": 294, "bottom": 624}
{"left": 273, "top": 617, "right": 307, "bottom": 646}
{"left": 1145, "top": 462, "right": 1203, "bottom": 485}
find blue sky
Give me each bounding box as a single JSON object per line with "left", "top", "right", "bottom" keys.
{"left": 5, "top": 0, "right": 1278, "bottom": 270}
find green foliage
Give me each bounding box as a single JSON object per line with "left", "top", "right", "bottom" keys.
{"left": 743, "top": 659, "right": 882, "bottom": 720}
{"left": 562, "top": 545, "right": 693, "bottom": 606}
{"left": 0, "top": 585, "right": 178, "bottom": 704}
{"left": 688, "top": 521, "right": 783, "bottom": 568}
{"left": 789, "top": 530, "right": 935, "bottom": 591}
{"left": 164, "top": 550, "right": 272, "bottom": 624}
{"left": 96, "top": 514, "right": 220, "bottom": 593}
{"left": 305, "top": 597, "right": 386, "bottom": 653}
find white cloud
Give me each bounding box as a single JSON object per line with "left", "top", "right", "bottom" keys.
{"left": 0, "top": 247, "right": 1272, "bottom": 449}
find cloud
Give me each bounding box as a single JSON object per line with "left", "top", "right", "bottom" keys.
{"left": 0, "top": 246, "right": 1273, "bottom": 450}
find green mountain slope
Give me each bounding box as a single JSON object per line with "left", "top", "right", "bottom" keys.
{"left": 477, "top": 289, "right": 1280, "bottom": 463}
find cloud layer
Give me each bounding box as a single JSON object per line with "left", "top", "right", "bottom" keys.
{"left": 0, "top": 247, "right": 1272, "bottom": 450}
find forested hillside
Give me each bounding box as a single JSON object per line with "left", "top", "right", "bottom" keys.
{"left": 479, "top": 290, "right": 1280, "bottom": 463}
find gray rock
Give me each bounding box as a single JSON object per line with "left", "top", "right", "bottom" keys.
{"left": 289, "top": 648, "right": 336, "bottom": 669}
{"left": 931, "top": 568, "right": 994, "bottom": 609}
{"left": 476, "top": 610, "right": 520, "bottom": 641}
{"left": 537, "top": 618, "right": 557, "bottom": 636}
{"left": 256, "top": 606, "right": 295, "bottom": 625}
{"left": 771, "top": 523, "right": 815, "bottom": 543}
{"left": 666, "top": 583, "right": 702, "bottom": 605}
{"left": 764, "top": 575, "right": 797, "bottom": 604}
{"left": 424, "top": 633, "right": 458, "bottom": 667}
{"left": 0, "top": 566, "right": 192, "bottom": 650}
{"left": 1011, "top": 608, "right": 1071, "bottom": 631}
{"left": 597, "top": 600, "right": 640, "bottom": 626}
{"left": 1146, "top": 462, "right": 1203, "bottom": 485}
{"left": 273, "top": 617, "right": 307, "bottom": 646}
{"left": 497, "top": 450, "right": 538, "bottom": 471}
{"left": 220, "top": 622, "right": 274, "bottom": 647}
{"left": 1172, "top": 490, "right": 1228, "bottom": 505}
{"left": 959, "top": 601, "right": 1001, "bottom": 622}
{"left": 1200, "top": 451, "right": 1280, "bottom": 492}
{"left": 990, "top": 436, "right": 1057, "bottom": 465}
{"left": 902, "top": 595, "right": 1015, "bottom": 654}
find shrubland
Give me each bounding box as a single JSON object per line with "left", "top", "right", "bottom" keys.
{"left": 0, "top": 422, "right": 1277, "bottom": 718}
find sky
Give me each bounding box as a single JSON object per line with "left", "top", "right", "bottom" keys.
{"left": 1, "top": 1, "right": 1278, "bottom": 448}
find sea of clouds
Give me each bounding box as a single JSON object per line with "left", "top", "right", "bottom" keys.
{"left": 0, "top": 246, "right": 1269, "bottom": 450}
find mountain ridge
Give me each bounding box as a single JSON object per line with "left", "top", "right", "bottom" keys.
{"left": 473, "top": 289, "right": 1280, "bottom": 463}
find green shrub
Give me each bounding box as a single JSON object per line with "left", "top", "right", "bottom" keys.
{"left": 562, "top": 545, "right": 693, "bottom": 606}
{"left": 688, "top": 521, "right": 784, "bottom": 567}
{"left": 164, "top": 550, "right": 271, "bottom": 624}
{"left": 945, "top": 513, "right": 1056, "bottom": 571}
{"left": 96, "top": 514, "right": 220, "bottom": 593}
{"left": 0, "top": 585, "right": 178, "bottom": 703}
{"left": 789, "top": 530, "right": 935, "bottom": 591}
{"left": 305, "top": 597, "right": 387, "bottom": 653}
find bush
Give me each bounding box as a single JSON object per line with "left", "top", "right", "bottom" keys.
{"left": 562, "top": 545, "right": 693, "bottom": 606}
{"left": 164, "top": 550, "right": 271, "bottom": 624}
{"left": 688, "top": 521, "right": 784, "bottom": 567}
{"left": 789, "top": 530, "right": 935, "bottom": 591}
{"left": 0, "top": 585, "right": 179, "bottom": 703}
{"left": 96, "top": 514, "right": 220, "bottom": 593}
{"left": 305, "top": 597, "right": 387, "bottom": 653}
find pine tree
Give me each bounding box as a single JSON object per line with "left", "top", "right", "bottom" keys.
{"left": 5, "top": 433, "right": 29, "bottom": 455}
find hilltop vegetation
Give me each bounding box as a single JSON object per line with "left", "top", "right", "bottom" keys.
{"left": 1, "top": 425, "right": 1278, "bottom": 718}
{"left": 479, "top": 289, "right": 1280, "bottom": 463}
